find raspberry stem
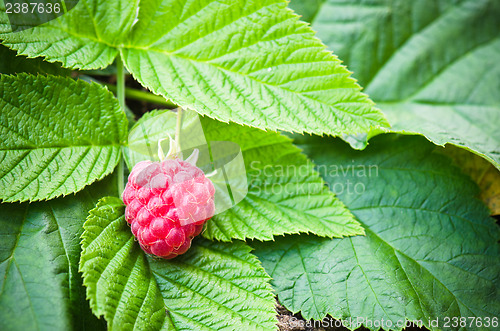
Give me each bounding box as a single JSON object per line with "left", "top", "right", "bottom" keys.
{"left": 157, "top": 135, "right": 173, "bottom": 161}
{"left": 116, "top": 56, "right": 126, "bottom": 196}
{"left": 175, "top": 108, "right": 183, "bottom": 153}
{"left": 160, "top": 108, "right": 184, "bottom": 161}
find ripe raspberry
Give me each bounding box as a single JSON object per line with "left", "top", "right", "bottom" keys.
{"left": 123, "top": 158, "right": 215, "bottom": 259}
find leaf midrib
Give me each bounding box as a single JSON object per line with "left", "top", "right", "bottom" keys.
{"left": 47, "top": 204, "right": 74, "bottom": 308}
{"left": 297, "top": 243, "right": 321, "bottom": 318}
{"left": 134, "top": 47, "right": 369, "bottom": 109}
{"left": 13, "top": 259, "right": 41, "bottom": 331}
{"left": 348, "top": 237, "right": 393, "bottom": 321}
{"left": 361, "top": 226, "right": 478, "bottom": 320}
{"left": 0, "top": 205, "right": 27, "bottom": 282}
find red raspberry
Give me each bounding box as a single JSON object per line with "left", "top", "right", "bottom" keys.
{"left": 123, "top": 158, "right": 215, "bottom": 259}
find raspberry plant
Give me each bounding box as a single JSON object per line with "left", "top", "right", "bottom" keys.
{"left": 0, "top": 1, "right": 499, "bottom": 330}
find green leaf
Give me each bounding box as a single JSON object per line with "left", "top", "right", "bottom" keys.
{"left": 200, "top": 117, "right": 363, "bottom": 241}
{"left": 380, "top": 103, "right": 500, "bottom": 171}
{"left": 120, "top": 0, "right": 388, "bottom": 136}
{"left": 79, "top": 197, "right": 168, "bottom": 330}
{"left": 0, "top": 74, "right": 127, "bottom": 202}
{"left": 124, "top": 109, "right": 362, "bottom": 241}
{"left": 79, "top": 197, "right": 277, "bottom": 330}
{"left": 0, "top": 44, "right": 69, "bottom": 75}
{"left": 0, "top": 174, "right": 116, "bottom": 331}
{"left": 304, "top": 0, "right": 500, "bottom": 169}
{"left": 1, "top": 0, "right": 388, "bottom": 136}
{"left": 254, "top": 134, "right": 500, "bottom": 329}
{"left": 0, "top": 0, "right": 139, "bottom": 69}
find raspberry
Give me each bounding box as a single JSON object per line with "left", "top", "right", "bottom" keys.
{"left": 123, "top": 158, "right": 215, "bottom": 259}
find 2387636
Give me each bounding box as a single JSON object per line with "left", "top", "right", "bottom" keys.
{"left": 443, "top": 316, "right": 498, "bottom": 328}
{"left": 5, "top": 2, "right": 61, "bottom": 14}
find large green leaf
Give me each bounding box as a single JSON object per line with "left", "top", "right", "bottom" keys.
{"left": 0, "top": 174, "right": 116, "bottom": 331}
{"left": 124, "top": 109, "right": 362, "bottom": 241}
{"left": 80, "top": 197, "right": 277, "bottom": 330}
{"left": 0, "top": 0, "right": 388, "bottom": 136}
{"left": 201, "top": 117, "right": 363, "bottom": 241}
{"left": 0, "top": 74, "right": 127, "bottom": 202}
{"left": 254, "top": 134, "right": 500, "bottom": 330}
{"left": 296, "top": 0, "right": 500, "bottom": 170}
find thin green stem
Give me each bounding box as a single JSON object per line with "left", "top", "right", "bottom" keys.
{"left": 116, "top": 57, "right": 126, "bottom": 197}
{"left": 117, "top": 158, "right": 124, "bottom": 197}
{"left": 116, "top": 60, "right": 126, "bottom": 113}
{"left": 175, "top": 108, "right": 183, "bottom": 153}
{"left": 105, "top": 83, "right": 177, "bottom": 108}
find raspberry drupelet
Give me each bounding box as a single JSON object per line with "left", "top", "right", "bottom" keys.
{"left": 123, "top": 157, "right": 215, "bottom": 259}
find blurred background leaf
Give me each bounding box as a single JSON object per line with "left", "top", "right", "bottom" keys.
{"left": 0, "top": 174, "right": 116, "bottom": 330}
{"left": 440, "top": 145, "right": 500, "bottom": 215}
{"left": 290, "top": 0, "right": 500, "bottom": 171}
